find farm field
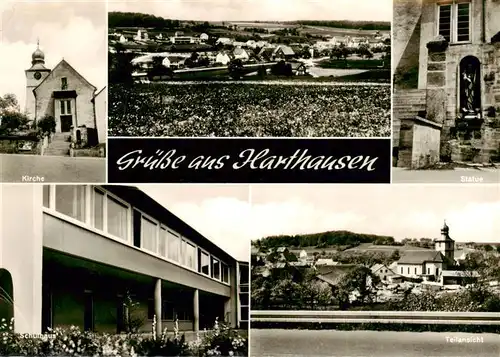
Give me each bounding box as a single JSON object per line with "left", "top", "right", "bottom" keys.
{"left": 108, "top": 82, "right": 390, "bottom": 137}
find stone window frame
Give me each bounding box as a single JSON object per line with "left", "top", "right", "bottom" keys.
{"left": 436, "top": 0, "right": 472, "bottom": 44}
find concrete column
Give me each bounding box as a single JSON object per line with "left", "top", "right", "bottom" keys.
{"left": 193, "top": 289, "right": 199, "bottom": 333}
{"left": 154, "top": 278, "right": 162, "bottom": 337}
{"left": 224, "top": 298, "right": 231, "bottom": 325}
{"left": 0, "top": 185, "right": 43, "bottom": 334}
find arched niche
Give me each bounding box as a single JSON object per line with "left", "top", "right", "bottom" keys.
{"left": 459, "top": 56, "right": 481, "bottom": 118}
{"left": 0, "top": 269, "right": 14, "bottom": 327}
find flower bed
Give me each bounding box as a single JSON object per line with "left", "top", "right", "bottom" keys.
{"left": 108, "top": 82, "right": 390, "bottom": 137}
{"left": 0, "top": 318, "right": 248, "bottom": 356}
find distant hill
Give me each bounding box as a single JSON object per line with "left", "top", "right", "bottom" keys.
{"left": 254, "top": 230, "right": 397, "bottom": 249}
{"left": 109, "top": 12, "right": 181, "bottom": 29}
{"left": 344, "top": 243, "right": 431, "bottom": 256}
{"left": 108, "top": 12, "right": 390, "bottom": 32}
{"left": 293, "top": 20, "right": 390, "bottom": 31}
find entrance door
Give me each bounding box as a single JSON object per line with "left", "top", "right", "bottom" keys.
{"left": 84, "top": 291, "right": 94, "bottom": 331}
{"left": 42, "top": 286, "right": 53, "bottom": 332}
{"left": 116, "top": 295, "right": 125, "bottom": 333}
{"left": 60, "top": 115, "right": 72, "bottom": 132}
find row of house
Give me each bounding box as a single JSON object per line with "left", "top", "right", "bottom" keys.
{"left": 254, "top": 222, "right": 483, "bottom": 289}
{"left": 127, "top": 43, "right": 302, "bottom": 76}
{"left": 313, "top": 34, "right": 389, "bottom": 51}
{"left": 110, "top": 25, "right": 389, "bottom": 70}
{"left": 111, "top": 29, "right": 210, "bottom": 45}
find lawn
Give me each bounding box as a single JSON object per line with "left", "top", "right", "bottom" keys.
{"left": 108, "top": 82, "right": 391, "bottom": 137}
{"left": 318, "top": 59, "right": 386, "bottom": 69}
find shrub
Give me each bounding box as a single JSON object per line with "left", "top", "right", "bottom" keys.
{"left": 35, "top": 115, "right": 56, "bottom": 137}
{"left": 387, "top": 285, "right": 500, "bottom": 313}
{"left": 191, "top": 318, "right": 248, "bottom": 356}
{"left": 0, "top": 318, "right": 248, "bottom": 356}
{"left": 122, "top": 291, "right": 146, "bottom": 333}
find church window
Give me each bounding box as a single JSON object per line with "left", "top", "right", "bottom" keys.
{"left": 437, "top": 0, "right": 471, "bottom": 43}
{"left": 60, "top": 100, "right": 71, "bottom": 115}
{"left": 61, "top": 77, "right": 68, "bottom": 90}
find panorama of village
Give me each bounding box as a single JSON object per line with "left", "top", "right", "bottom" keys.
{"left": 108, "top": 18, "right": 391, "bottom": 81}
{"left": 251, "top": 223, "right": 500, "bottom": 312}
{"left": 107, "top": 11, "right": 391, "bottom": 137}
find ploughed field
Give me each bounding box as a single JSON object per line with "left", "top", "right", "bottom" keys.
{"left": 108, "top": 82, "right": 390, "bottom": 137}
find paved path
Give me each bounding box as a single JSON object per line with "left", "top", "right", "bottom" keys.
{"left": 1, "top": 154, "right": 106, "bottom": 183}
{"left": 392, "top": 167, "right": 499, "bottom": 184}
{"left": 251, "top": 329, "right": 500, "bottom": 357}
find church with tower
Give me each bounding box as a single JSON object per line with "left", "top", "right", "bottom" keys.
{"left": 434, "top": 220, "right": 455, "bottom": 265}
{"left": 396, "top": 221, "right": 456, "bottom": 281}
{"left": 25, "top": 42, "right": 102, "bottom": 148}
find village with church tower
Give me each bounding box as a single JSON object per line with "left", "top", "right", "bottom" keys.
{"left": 252, "top": 220, "right": 486, "bottom": 307}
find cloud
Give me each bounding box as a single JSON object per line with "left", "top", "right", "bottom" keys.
{"left": 109, "top": 0, "right": 392, "bottom": 22}
{"left": 446, "top": 201, "right": 500, "bottom": 242}
{"left": 248, "top": 194, "right": 499, "bottom": 244}
{"left": 249, "top": 198, "right": 363, "bottom": 240}
{"left": 169, "top": 197, "right": 252, "bottom": 261}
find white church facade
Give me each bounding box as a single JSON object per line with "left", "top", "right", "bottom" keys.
{"left": 25, "top": 43, "right": 104, "bottom": 147}
{"left": 396, "top": 221, "right": 456, "bottom": 281}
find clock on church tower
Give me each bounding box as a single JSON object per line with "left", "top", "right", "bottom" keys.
{"left": 25, "top": 41, "right": 51, "bottom": 120}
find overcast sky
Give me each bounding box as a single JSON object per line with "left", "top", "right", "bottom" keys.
{"left": 109, "top": 0, "right": 392, "bottom": 22}
{"left": 139, "top": 184, "right": 499, "bottom": 262}
{"left": 249, "top": 185, "right": 500, "bottom": 244}
{"left": 140, "top": 185, "right": 251, "bottom": 262}
{"left": 0, "top": 0, "right": 106, "bottom": 110}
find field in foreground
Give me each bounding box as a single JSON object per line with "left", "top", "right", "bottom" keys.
{"left": 108, "top": 82, "right": 391, "bottom": 137}
{"left": 251, "top": 329, "right": 500, "bottom": 357}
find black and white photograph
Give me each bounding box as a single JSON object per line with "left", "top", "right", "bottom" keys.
{"left": 392, "top": 0, "right": 500, "bottom": 183}
{"left": 0, "top": 184, "right": 250, "bottom": 356}
{"left": 0, "top": 1, "right": 106, "bottom": 183}
{"left": 107, "top": 0, "right": 391, "bottom": 137}
{"left": 249, "top": 184, "right": 500, "bottom": 357}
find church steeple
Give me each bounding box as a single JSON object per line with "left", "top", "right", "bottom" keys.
{"left": 25, "top": 38, "right": 51, "bottom": 121}
{"left": 435, "top": 220, "right": 455, "bottom": 268}
{"left": 31, "top": 38, "right": 46, "bottom": 67}
{"left": 441, "top": 220, "right": 449, "bottom": 236}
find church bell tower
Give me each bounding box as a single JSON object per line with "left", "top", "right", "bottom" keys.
{"left": 25, "top": 39, "right": 51, "bottom": 121}
{"left": 434, "top": 221, "right": 455, "bottom": 268}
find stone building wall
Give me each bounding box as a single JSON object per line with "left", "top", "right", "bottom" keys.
{"left": 397, "top": 117, "right": 441, "bottom": 168}
{"left": 394, "top": 0, "right": 423, "bottom": 88}
{"left": 416, "top": 0, "right": 500, "bottom": 162}
{"left": 34, "top": 61, "right": 96, "bottom": 132}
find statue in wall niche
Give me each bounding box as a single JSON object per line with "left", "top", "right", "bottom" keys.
{"left": 462, "top": 63, "right": 476, "bottom": 112}
{"left": 459, "top": 56, "right": 482, "bottom": 119}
